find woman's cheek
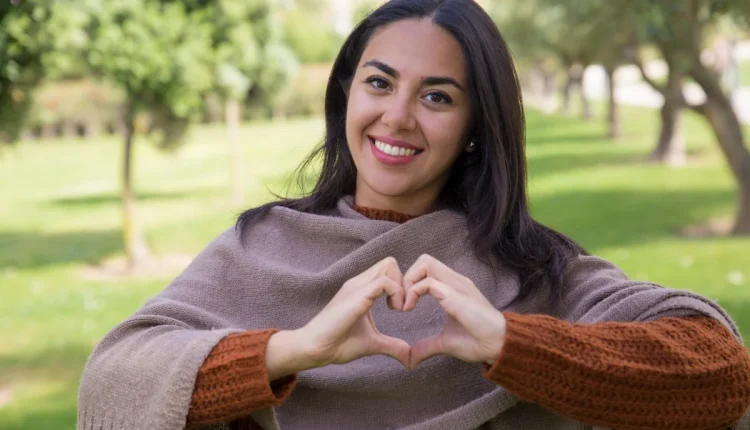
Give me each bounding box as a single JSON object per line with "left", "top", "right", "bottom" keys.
{"left": 421, "top": 115, "right": 465, "bottom": 152}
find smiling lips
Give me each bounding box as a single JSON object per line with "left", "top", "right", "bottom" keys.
{"left": 369, "top": 136, "right": 422, "bottom": 165}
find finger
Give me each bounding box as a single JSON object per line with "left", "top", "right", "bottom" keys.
{"left": 364, "top": 276, "right": 405, "bottom": 310}
{"left": 404, "top": 254, "right": 455, "bottom": 289}
{"left": 373, "top": 334, "right": 412, "bottom": 368}
{"left": 403, "top": 277, "right": 449, "bottom": 311}
{"left": 410, "top": 335, "right": 444, "bottom": 369}
{"left": 402, "top": 254, "right": 432, "bottom": 289}
{"left": 361, "top": 256, "right": 403, "bottom": 284}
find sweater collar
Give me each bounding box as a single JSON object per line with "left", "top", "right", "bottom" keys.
{"left": 351, "top": 205, "right": 420, "bottom": 224}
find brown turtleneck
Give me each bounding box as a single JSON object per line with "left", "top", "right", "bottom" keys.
{"left": 186, "top": 206, "right": 750, "bottom": 430}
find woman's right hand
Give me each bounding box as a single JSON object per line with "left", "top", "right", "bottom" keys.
{"left": 265, "top": 257, "right": 411, "bottom": 380}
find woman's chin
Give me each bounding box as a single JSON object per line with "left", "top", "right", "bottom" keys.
{"left": 360, "top": 180, "right": 416, "bottom": 201}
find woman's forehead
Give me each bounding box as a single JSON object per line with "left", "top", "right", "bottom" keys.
{"left": 360, "top": 19, "right": 467, "bottom": 83}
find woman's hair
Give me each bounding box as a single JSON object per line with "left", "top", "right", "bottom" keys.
{"left": 237, "top": 0, "right": 585, "bottom": 305}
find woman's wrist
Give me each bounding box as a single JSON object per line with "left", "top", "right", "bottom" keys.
{"left": 266, "top": 329, "right": 318, "bottom": 382}
{"left": 484, "top": 311, "right": 507, "bottom": 366}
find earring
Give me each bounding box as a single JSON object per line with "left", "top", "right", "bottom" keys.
{"left": 469, "top": 141, "right": 475, "bottom": 148}
{"left": 466, "top": 141, "right": 476, "bottom": 152}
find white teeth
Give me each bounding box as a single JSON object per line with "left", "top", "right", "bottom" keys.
{"left": 374, "top": 140, "right": 417, "bottom": 157}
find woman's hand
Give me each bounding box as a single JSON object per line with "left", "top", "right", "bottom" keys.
{"left": 296, "top": 257, "right": 411, "bottom": 369}
{"left": 403, "top": 254, "right": 507, "bottom": 369}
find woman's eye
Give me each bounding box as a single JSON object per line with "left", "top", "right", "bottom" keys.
{"left": 425, "top": 92, "right": 452, "bottom": 104}
{"left": 365, "top": 77, "right": 390, "bottom": 90}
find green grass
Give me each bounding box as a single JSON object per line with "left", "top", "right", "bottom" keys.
{"left": 1, "top": 107, "right": 749, "bottom": 428}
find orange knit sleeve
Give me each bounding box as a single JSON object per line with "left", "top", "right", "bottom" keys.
{"left": 186, "top": 329, "right": 298, "bottom": 428}
{"left": 484, "top": 314, "right": 750, "bottom": 430}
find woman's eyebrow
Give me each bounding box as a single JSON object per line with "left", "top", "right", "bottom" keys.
{"left": 362, "top": 59, "right": 465, "bottom": 93}
{"left": 421, "top": 76, "right": 465, "bottom": 93}
{"left": 363, "top": 59, "right": 399, "bottom": 78}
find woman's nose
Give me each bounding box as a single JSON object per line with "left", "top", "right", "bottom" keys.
{"left": 382, "top": 96, "right": 417, "bottom": 132}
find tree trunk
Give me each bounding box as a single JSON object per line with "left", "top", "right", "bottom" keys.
{"left": 691, "top": 62, "right": 750, "bottom": 235}
{"left": 580, "top": 66, "right": 592, "bottom": 121}
{"left": 121, "top": 100, "right": 151, "bottom": 268}
{"left": 561, "top": 75, "right": 573, "bottom": 115}
{"left": 605, "top": 64, "right": 620, "bottom": 138}
{"left": 226, "top": 99, "right": 244, "bottom": 208}
{"left": 580, "top": 89, "right": 592, "bottom": 121}
{"left": 84, "top": 122, "right": 101, "bottom": 140}
{"left": 650, "top": 67, "right": 686, "bottom": 166}
{"left": 62, "top": 121, "right": 77, "bottom": 138}
{"left": 651, "top": 99, "right": 686, "bottom": 166}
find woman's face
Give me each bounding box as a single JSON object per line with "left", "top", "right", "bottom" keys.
{"left": 345, "top": 18, "right": 472, "bottom": 214}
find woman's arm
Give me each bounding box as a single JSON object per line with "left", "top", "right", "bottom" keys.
{"left": 400, "top": 254, "right": 750, "bottom": 430}
{"left": 186, "top": 256, "right": 414, "bottom": 427}
{"left": 78, "top": 230, "right": 266, "bottom": 430}
{"left": 483, "top": 313, "right": 750, "bottom": 430}
{"left": 186, "top": 330, "right": 298, "bottom": 427}
{"left": 187, "top": 327, "right": 320, "bottom": 427}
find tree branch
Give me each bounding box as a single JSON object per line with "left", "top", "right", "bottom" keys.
{"left": 634, "top": 56, "right": 665, "bottom": 96}
{"left": 686, "top": 100, "right": 706, "bottom": 115}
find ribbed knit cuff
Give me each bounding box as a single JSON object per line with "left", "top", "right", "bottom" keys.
{"left": 187, "top": 329, "right": 298, "bottom": 426}
{"left": 483, "top": 313, "right": 750, "bottom": 430}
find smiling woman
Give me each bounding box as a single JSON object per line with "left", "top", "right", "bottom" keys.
{"left": 77, "top": 1, "right": 750, "bottom": 430}
{"left": 345, "top": 20, "right": 473, "bottom": 215}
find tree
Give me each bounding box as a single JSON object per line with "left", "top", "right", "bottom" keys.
{"left": 632, "top": 0, "right": 750, "bottom": 234}
{"left": 84, "top": 0, "right": 216, "bottom": 267}
{"left": 492, "top": 0, "right": 634, "bottom": 137}
{"left": 0, "top": 1, "right": 84, "bottom": 143}
{"left": 284, "top": 0, "right": 342, "bottom": 64}
{"left": 204, "top": 0, "right": 298, "bottom": 207}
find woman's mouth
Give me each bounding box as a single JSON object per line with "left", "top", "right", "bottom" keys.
{"left": 369, "top": 137, "right": 423, "bottom": 165}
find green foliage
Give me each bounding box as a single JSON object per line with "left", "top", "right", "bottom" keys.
{"left": 283, "top": 2, "right": 342, "bottom": 63}
{"left": 492, "top": 0, "right": 635, "bottom": 68}
{"left": 206, "top": 0, "right": 299, "bottom": 122}
{"left": 28, "top": 79, "right": 125, "bottom": 133}
{"left": 1, "top": 0, "right": 95, "bottom": 143}
{"left": 86, "top": 1, "right": 215, "bottom": 126}
{"left": 273, "top": 63, "right": 331, "bottom": 117}
{"left": 352, "top": 0, "right": 382, "bottom": 24}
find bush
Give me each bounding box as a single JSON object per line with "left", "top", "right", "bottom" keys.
{"left": 27, "top": 79, "right": 126, "bottom": 138}
{"left": 283, "top": 8, "right": 342, "bottom": 64}
{"left": 272, "top": 63, "right": 331, "bottom": 118}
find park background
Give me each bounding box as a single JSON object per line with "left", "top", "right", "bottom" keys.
{"left": 2, "top": 0, "right": 750, "bottom": 428}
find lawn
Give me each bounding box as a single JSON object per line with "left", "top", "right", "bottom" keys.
{"left": 1, "top": 106, "right": 749, "bottom": 429}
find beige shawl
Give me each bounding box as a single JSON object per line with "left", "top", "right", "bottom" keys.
{"left": 77, "top": 197, "right": 743, "bottom": 429}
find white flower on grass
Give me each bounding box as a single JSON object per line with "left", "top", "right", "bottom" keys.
{"left": 727, "top": 270, "right": 746, "bottom": 286}
{"left": 82, "top": 293, "right": 101, "bottom": 311}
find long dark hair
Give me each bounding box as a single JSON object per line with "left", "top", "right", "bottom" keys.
{"left": 237, "top": 0, "right": 585, "bottom": 304}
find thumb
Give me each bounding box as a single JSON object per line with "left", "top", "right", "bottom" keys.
{"left": 409, "top": 335, "right": 444, "bottom": 369}
{"left": 373, "top": 335, "right": 412, "bottom": 368}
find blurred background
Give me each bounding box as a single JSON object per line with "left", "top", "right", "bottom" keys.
{"left": 1, "top": 0, "right": 750, "bottom": 428}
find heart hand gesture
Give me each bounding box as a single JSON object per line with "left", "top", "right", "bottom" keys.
{"left": 403, "top": 254, "right": 507, "bottom": 369}
{"left": 270, "top": 255, "right": 506, "bottom": 380}
{"left": 299, "top": 257, "right": 411, "bottom": 368}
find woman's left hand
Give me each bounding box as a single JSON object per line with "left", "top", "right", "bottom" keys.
{"left": 403, "top": 254, "right": 507, "bottom": 369}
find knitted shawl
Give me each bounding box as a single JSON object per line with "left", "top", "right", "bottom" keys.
{"left": 77, "top": 197, "right": 740, "bottom": 430}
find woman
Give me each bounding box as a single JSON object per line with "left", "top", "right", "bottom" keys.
{"left": 78, "top": 1, "right": 750, "bottom": 429}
